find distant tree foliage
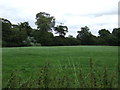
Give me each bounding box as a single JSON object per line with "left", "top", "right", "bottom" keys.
{"left": 54, "top": 25, "right": 68, "bottom": 37}
{"left": 77, "top": 26, "right": 96, "bottom": 45}
{"left": 18, "top": 22, "right": 32, "bottom": 36}
{"left": 1, "top": 12, "right": 120, "bottom": 47}
{"left": 35, "top": 12, "right": 55, "bottom": 32}
{"left": 112, "top": 28, "right": 120, "bottom": 46}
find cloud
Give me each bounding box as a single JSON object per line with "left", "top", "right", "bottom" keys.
{"left": 0, "top": 0, "right": 119, "bottom": 36}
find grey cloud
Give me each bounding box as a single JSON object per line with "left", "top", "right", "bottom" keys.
{"left": 63, "top": 8, "right": 117, "bottom": 18}
{"left": 92, "top": 11, "right": 117, "bottom": 17}
{"left": 0, "top": 4, "right": 37, "bottom": 28}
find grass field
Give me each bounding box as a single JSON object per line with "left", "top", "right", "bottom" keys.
{"left": 2, "top": 46, "right": 118, "bottom": 88}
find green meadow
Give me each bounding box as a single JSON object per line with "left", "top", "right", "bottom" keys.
{"left": 2, "top": 46, "right": 118, "bottom": 88}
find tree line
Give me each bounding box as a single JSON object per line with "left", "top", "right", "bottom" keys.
{"left": 1, "top": 12, "right": 120, "bottom": 47}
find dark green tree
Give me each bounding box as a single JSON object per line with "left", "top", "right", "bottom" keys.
{"left": 34, "top": 12, "right": 55, "bottom": 45}
{"left": 1, "top": 18, "right": 34, "bottom": 47}
{"left": 32, "top": 29, "right": 54, "bottom": 46}
{"left": 53, "top": 36, "right": 66, "bottom": 46}
{"left": 112, "top": 28, "right": 120, "bottom": 45}
{"left": 1, "top": 18, "right": 12, "bottom": 46}
{"left": 98, "top": 29, "right": 110, "bottom": 37}
{"left": 77, "top": 26, "right": 95, "bottom": 45}
{"left": 54, "top": 25, "right": 68, "bottom": 37}
{"left": 18, "top": 22, "right": 32, "bottom": 36}
{"left": 9, "top": 25, "right": 27, "bottom": 46}
{"left": 98, "top": 29, "right": 111, "bottom": 45}
{"left": 65, "top": 35, "right": 80, "bottom": 45}
{"left": 2, "top": 14, "right": 120, "bottom": 47}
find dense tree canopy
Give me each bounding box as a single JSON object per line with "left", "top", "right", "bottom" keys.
{"left": 54, "top": 25, "right": 68, "bottom": 37}
{"left": 35, "top": 12, "right": 55, "bottom": 32}
{"left": 98, "top": 29, "right": 110, "bottom": 37}
{"left": 1, "top": 12, "right": 120, "bottom": 47}
{"left": 112, "top": 28, "right": 120, "bottom": 46}
{"left": 18, "top": 22, "right": 32, "bottom": 36}
{"left": 77, "top": 26, "right": 96, "bottom": 45}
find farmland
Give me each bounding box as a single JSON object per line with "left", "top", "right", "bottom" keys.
{"left": 2, "top": 46, "right": 118, "bottom": 88}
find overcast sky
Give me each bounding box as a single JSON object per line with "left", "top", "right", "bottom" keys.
{"left": 0, "top": 0, "right": 119, "bottom": 37}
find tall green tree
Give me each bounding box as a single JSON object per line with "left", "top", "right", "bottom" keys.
{"left": 98, "top": 29, "right": 110, "bottom": 37}
{"left": 18, "top": 22, "right": 32, "bottom": 36}
{"left": 34, "top": 12, "right": 55, "bottom": 45}
{"left": 35, "top": 12, "right": 55, "bottom": 32}
{"left": 112, "top": 28, "right": 120, "bottom": 45}
{"left": 98, "top": 29, "right": 111, "bottom": 45}
{"left": 9, "top": 25, "right": 27, "bottom": 46}
{"left": 1, "top": 18, "right": 12, "bottom": 46}
{"left": 54, "top": 25, "right": 68, "bottom": 37}
{"left": 77, "top": 26, "right": 95, "bottom": 45}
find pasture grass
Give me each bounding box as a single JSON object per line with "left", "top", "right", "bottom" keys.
{"left": 2, "top": 46, "right": 119, "bottom": 88}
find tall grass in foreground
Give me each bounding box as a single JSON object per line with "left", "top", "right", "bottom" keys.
{"left": 3, "top": 59, "right": 118, "bottom": 88}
